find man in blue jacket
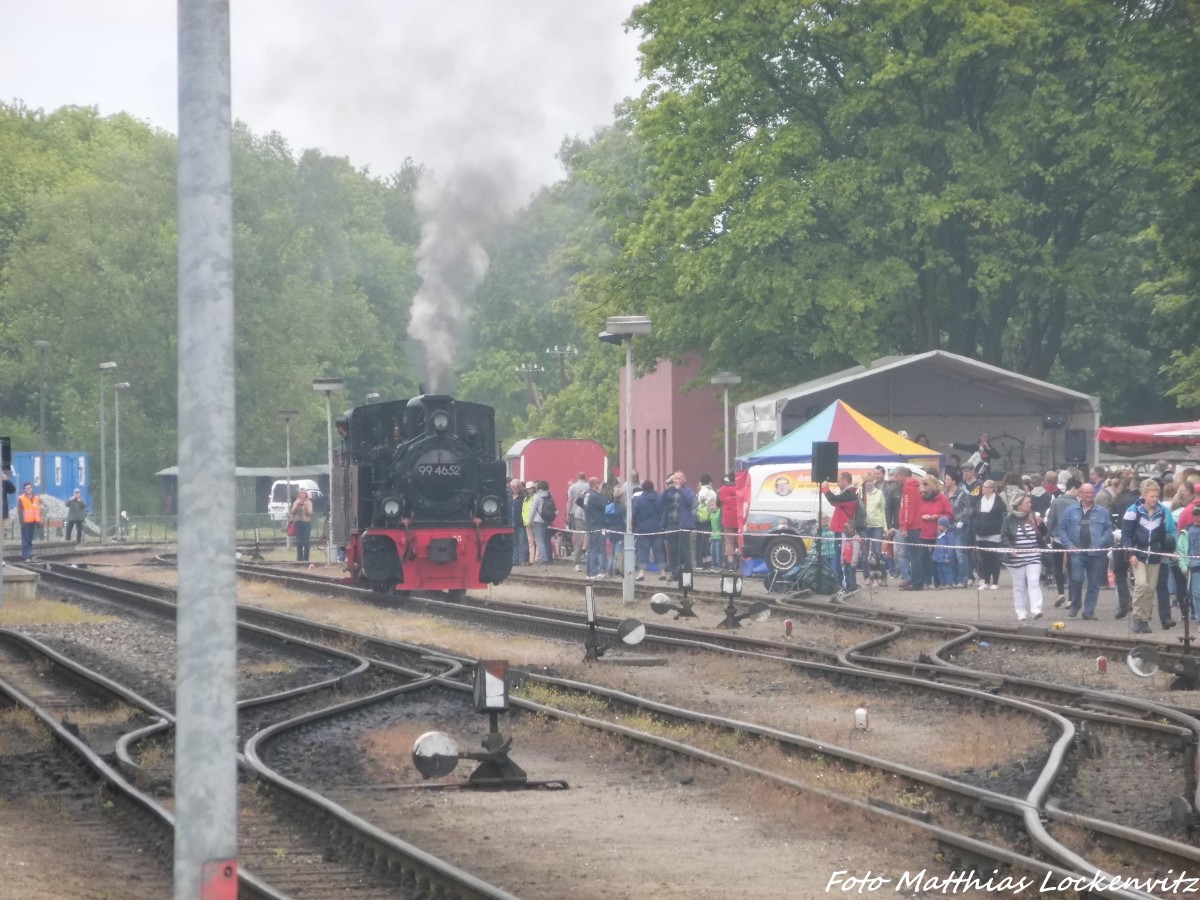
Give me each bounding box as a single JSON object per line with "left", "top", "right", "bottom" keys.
{"left": 1120, "top": 479, "right": 1177, "bottom": 634}
{"left": 1057, "top": 483, "right": 1114, "bottom": 620}
{"left": 576, "top": 477, "right": 608, "bottom": 579}
{"left": 660, "top": 471, "right": 697, "bottom": 579}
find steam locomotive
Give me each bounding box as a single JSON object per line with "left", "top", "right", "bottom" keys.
{"left": 331, "top": 394, "right": 513, "bottom": 596}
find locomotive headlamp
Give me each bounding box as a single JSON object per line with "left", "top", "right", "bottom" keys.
{"left": 431, "top": 410, "right": 451, "bottom": 432}
{"left": 382, "top": 497, "right": 402, "bottom": 517}
{"left": 480, "top": 496, "right": 501, "bottom": 517}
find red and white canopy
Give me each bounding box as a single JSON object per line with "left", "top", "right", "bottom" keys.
{"left": 1098, "top": 421, "right": 1200, "bottom": 446}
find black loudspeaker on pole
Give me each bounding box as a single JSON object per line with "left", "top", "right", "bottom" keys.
{"left": 1064, "top": 429, "right": 1087, "bottom": 467}
{"left": 812, "top": 441, "right": 839, "bottom": 483}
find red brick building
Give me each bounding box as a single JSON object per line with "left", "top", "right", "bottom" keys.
{"left": 617, "top": 353, "right": 729, "bottom": 490}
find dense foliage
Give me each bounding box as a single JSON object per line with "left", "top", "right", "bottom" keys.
{"left": 571, "top": 0, "right": 1196, "bottom": 397}
{"left": 1, "top": 1, "right": 1197, "bottom": 511}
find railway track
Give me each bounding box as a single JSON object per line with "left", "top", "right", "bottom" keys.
{"left": 3, "top": 566, "right": 519, "bottom": 899}
{"left": 13, "top": 558, "right": 1200, "bottom": 895}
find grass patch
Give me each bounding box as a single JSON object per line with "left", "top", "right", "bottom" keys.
{"left": 0, "top": 597, "right": 118, "bottom": 627}
{"left": 242, "top": 660, "right": 297, "bottom": 676}
{"left": 0, "top": 707, "right": 52, "bottom": 753}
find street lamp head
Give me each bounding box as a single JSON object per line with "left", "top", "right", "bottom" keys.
{"left": 312, "top": 377, "right": 345, "bottom": 393}
{"left": 35, "top": 340, "right": 50, "bottom": 351}
{"left": 710, "top": 372, "right": 742, "bottom": 387}
{"left": 597, "top": 331, "right": 625, "bottom": 346}
{"left": 604, "top": 315, "right": 652, "bottom": 336}
{"left": 365, "top": 392, "right": 380, "bottom": 402}
{"left": 114, "top": 382, "right": 131, "bottom": 390}
{"left": 98, "top": 361, "right": 117, "bottom": 372}
{"left": 278, "top": 409, "right": 300, "bottom": 424}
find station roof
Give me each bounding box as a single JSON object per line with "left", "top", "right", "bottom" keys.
{"left": 154, "top": 465, "right": 329, "bottom": 477}
{"left": 738, "top": 350, "right": 1098, "bottom": 426}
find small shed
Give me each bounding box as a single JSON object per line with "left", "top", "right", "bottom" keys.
{"left": 155, "top": 465, "right": 328, "bottom": 516}
{"left": 736, "top": 351, "right": 1100, "bottom": 477}
{"left": 506, "top": 439, "right": 608, "bottom": 499}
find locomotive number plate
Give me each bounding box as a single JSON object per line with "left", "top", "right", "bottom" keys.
{"left": 418, "top": 464, "right": 462, "bottom": 477}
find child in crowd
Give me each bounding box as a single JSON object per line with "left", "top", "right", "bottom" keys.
{"left": 708, "top": 499, "right": 724, "bottom": 569}
{"left": 816, "top": 515, "right": 837, "bottom": 563}
{"left": 932, "top": 515, "right": 957, "bottom": 588}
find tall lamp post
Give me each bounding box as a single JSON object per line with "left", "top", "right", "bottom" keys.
{"left": 278, "top": 409, "right": 299, "bottom": 549}
{"left": 98, "top": 361, "right": 117, "bottom": 543}
{"left": 313, "top": 378, "right": 345, "bottom": 563}
{"left": 710, "top": 372, "right": 742, "bottom": 477}
{"left": 114, "top": 382, "right": 130, "bottom": 540}
{"left": 599, "top": 315, "right": 652, "bottom": 606}
{"left": 35, "top": 341, "right": 49, "bottom": 497}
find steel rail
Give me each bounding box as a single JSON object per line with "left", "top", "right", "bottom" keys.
{"left": 241, "top": 677, "right": 521, "bottom": 900}
{"left": 55, "top": 555, "right": 1198, "bottom": 891}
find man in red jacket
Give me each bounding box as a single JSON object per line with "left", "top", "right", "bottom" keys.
{"left": 821, "top": 472, "right": 861, "bottom": 595}
{"left": 892, "top": 466, "right": 922, "bottom": 588}
{"left": 717, "top": 474, "right": 740, "bottom": 571}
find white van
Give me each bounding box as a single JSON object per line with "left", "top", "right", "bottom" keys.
{"left": 741, "top": 461, "right": 926, "bottom": 570}
{"left": 268, "top": 479, "right": 320, "bottom": 521}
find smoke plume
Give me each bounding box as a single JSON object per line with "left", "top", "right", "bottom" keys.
{"left": 408, "top": 163, "right": 519, "bottom": 393}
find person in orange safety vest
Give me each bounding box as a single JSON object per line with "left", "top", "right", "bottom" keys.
{"left": 17, "top": 482, "right": 41, "bottom": 561}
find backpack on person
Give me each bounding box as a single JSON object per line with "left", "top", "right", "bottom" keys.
{"left": 540, "top": 494, "right": 558, "bottom": 525}
{"left": 1186, "top": 523, "right": 1200, "bottom": 571}
{"left": 851, "top": 498, "right": 867, "bottom": 534}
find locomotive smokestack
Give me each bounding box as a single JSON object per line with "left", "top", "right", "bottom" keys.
{"left": 408, "top": 164, "right": 517, "bottom": 393}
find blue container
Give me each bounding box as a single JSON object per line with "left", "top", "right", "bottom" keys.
{"left": 10, "top": 451, "right": 93, "bottom": 509}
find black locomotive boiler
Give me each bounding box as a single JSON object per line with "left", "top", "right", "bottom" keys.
{"left": 331, "top": 394, "right": 513, "bottom": 596}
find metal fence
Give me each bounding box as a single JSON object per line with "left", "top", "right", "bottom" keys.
{"left": 5, "top": 513, "right": 315, "bottom": 545}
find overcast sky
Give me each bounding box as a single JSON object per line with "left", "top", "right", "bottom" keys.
{"left": 2, "top": 1, "right": 643, "bottom": 194}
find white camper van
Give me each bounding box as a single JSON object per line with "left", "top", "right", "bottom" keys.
{"left": 267, "top": 479, "right": 320, "bottom": 521}
{"left": 741, "top": 461, "right": 926, "bottom": 571}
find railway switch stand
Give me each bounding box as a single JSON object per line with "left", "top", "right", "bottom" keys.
{"left": 650, "top": 591, "right": 698, "bottom": 620}
{"left": 582, "top": 583, "right": 646, "bottom": 661}
{"left": 412, "top": 661, "right": 569, "bottom": 790}
{"left": 717, "top": 574, "right": 772, "bottom": 629}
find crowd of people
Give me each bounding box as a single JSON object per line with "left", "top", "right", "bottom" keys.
{"left": 821, "top": 459, "right": 1200, "bottom": 632}
{"left": 504, "top": 455, "right": 1200, "bottom": 635}
{"left": 508, "top": 470, "right": 739, "bottom": 582}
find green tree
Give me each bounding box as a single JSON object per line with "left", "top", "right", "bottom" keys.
{"left": 577, "top": 0, "right": 1190, "bottom": 390}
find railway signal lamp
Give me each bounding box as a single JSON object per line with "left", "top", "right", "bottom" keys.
{"left": 583, "top": 583, "right": 645, "bottom": 661}
{"left": 650, "top": 591, "right": 698, "bottom": 620}
{"left": 717, "top": 573, "right": 770, "bottom": 629}
{"left": 677, "top": 567, "right": 693, "bottom": 602}
{"left": 411, "top": 660, "right": 569, "bottom": 789}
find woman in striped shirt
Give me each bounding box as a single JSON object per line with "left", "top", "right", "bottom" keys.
{"left": 1001, "top": 493, "right": 1047, "bottom": 621}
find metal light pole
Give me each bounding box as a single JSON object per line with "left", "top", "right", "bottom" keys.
{"left": 98, "top": 361, "right": 117, "bottom": 543}
{"left": 35, "top": 340, "right": 49, "bottom": 498}
{"left": 600, "top": 316, "right": 652, "bottom": 606}
{"left": 710, "top": 372, "right": 742, "bottom": 476}
{"left": 114, "top": 382, "right": 130, "bottom": 540}
{"left": 313, "top": 378, "right": 345, "bottom": 563}
{"left": 176, "top": 2, "right": 238, "bottom": 893}
{"left": 278, "top": 409, "right": 298, "bottom": 550}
